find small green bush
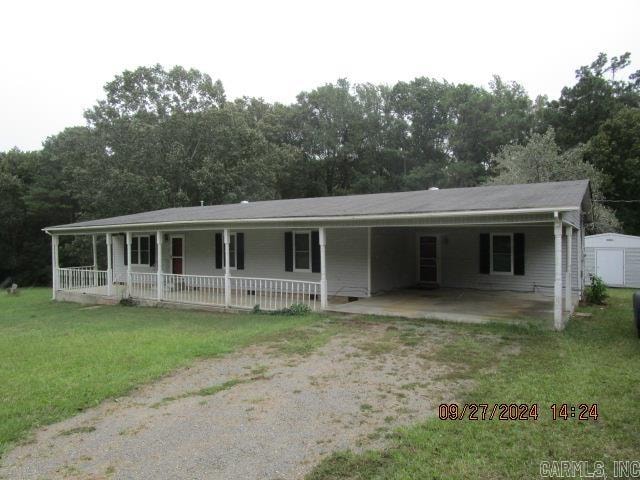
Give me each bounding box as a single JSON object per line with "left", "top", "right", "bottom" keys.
{"left": 252, "top": 303, "right": 311, "bottom": 316}
{"left": 283, "top": 303, "right": 312, "bottom": 315}
{"left": 585, "top": 274, "right": 608, "bottom": 305}
{"left": 119, "top": 296, "right": 138, "bottom": 307}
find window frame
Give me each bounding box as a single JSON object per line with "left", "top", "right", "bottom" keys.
{"left": 222, "top": 233, "right": 237, "bottom": 270}
{"left": 131, "top": 235, "right": 151, "bottom": 266}
{"left": 490, "top": 233, "right": 514, "bottom": 275}
{"left": 293, "top": 230, "right": 311, "bottom": 272}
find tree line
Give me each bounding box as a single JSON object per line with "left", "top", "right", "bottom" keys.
{"left": 1, "top": 53, "right": 639, "bottom": 285}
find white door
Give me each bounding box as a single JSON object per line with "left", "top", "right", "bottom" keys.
{"left": 595, "top": 249, "right": 624, "bottom": 286}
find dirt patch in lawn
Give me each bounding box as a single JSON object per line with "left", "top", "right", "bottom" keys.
{"left": 0, "top": 319, "right": 516, "bottom": 480}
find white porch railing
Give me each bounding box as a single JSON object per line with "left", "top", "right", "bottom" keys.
{"left": 129, "top": 272, "right": 157, "bottom": 300}
{"left": 230, "top": 277, "right": 320, "bottom": 311}
{"left": 57, "top": 269, "right": 321, "bottom": 311}
{"left": 58, "top": 267, "right": 108, "bottom": 291}
{"left": 162, "top": 273, "right": 225, "bottom": 305}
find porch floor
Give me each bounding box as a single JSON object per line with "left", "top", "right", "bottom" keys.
{"left": 327, "top": 287, "right": 555, "bottom": 324}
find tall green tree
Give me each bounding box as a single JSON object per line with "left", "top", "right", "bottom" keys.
{"left": 542, "top": 52, "right": 640, "bottom": 149}
{"left": 586, "top": 107, "right": 640, "bottom": 233}
{"left": 488, "top": 129, "right": 620, "bottom": 233}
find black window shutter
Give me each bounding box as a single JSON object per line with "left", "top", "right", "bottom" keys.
{"left": 236, "top": 233, "right": 245, "bottom": 270}
{"left": 149, "top": 235, "right": 156, "bottom": 267}
{"left": 514, "top": 233, "right": 525, "bottom": 276}
{"left": 123, "top": 237, "right": 128, "bottom": 266}
{"left": 215, "top": 233, "right": 222, "bottom": 269}
{"left": 311, "top": 231, "right": 320, "bottom": 273}
{"left": 284, "top": 232, "right": 293, "bottom": 272}
{"left": 479, "top": 233, "right": 490, "bottom": 274}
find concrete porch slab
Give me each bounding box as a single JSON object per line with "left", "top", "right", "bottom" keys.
{"left": 327, "top": 288, "right": 555, "bottom": 324}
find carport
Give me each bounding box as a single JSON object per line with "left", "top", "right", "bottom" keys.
{"left": 328, "top": 287, "right": 554, "bottom": 324}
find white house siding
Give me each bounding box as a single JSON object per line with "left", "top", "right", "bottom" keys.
{"left": 109, "top": 223, "right": 583, "bottom": 300}
{"left": 370, "top": 228, "right": 416, "bottom": 292}
{"left": 110, "top": 228, "right": 370, "bottom": 298}
{"left": 369, "top": 225, "right": 580, "bottom": 298}
{"left": 563, "top": 210, "right": 581, "bottom": 228}
{"left": 206, "top": 228, "right": 370, "bottom": 297}
{"left": 112, "top": 233, "right": 158, "bottom": 283}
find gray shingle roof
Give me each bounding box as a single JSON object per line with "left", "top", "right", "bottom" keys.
{"left": 46, "top": 180, "right": 590, "bottom": 231}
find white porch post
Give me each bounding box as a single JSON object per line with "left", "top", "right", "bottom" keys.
{"left": 224, "top": 228, "right": 230, "bottom": 308}
{"left": 91, "top": 234, "right": 98, "bottom": 289}
{"left": 51, "top": 234, "right": 59, "bottom": 300}
{"left": 577, "top": 226, "right": 583, "bottom": 295}
{"left": 565, "top": 225, "right": 573, "bottom": 313}
{"left": 106, "top": 233, "right": 113, "bottom": 296}
{"left": 553, "top": 213, "right": 564, "bottom": 330}
{"left": 367, "top": 227, "right": 372, "bottom": 298}
{"left": 319, "top": 227, "right": 327, "bottom": 309}
{"left": 156, "top": 231, "right": 163, "bottom": 301}
{"left": 92, "top": 234, "right": 97, "bottom": 270}
{"left": 126, "top": 232, "right": 132, "bottom": 297}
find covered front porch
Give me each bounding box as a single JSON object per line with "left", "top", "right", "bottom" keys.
{"left": 48, "top": 212, "right": 582, "bottom": 328}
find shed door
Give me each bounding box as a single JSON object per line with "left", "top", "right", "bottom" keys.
{"left": 596, "top": 249, "right": 624, "bottom": 286}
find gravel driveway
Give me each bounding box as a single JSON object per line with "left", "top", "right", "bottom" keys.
{"left": 0, "top": 319, "right": 500, "bottom": 480}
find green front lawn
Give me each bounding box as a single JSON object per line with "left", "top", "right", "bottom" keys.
{"left": 0, "top": 288, "right": 318, "bottom": 455}
{"left": 308, "top": 289, "right": 640, "bottom": 479}
{"left": 2, "top": 287, "right": 639, "bottom": 477}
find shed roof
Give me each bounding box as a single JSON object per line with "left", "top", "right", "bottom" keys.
{"left": 46, "top": 179, "right": 590, "bottom": 232}
{"left": 585, "top": 233, "right": 640, "bottom": 248}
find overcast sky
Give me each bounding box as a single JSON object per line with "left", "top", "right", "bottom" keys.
{"left": 1, "top": 0, "right": 638, "bottom": 151}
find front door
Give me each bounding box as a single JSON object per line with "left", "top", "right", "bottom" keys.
{"left": 171, "top": 236, "right": 184, "bottom": 274}
{"left": 419, "top": 236, "right": 438, "bottom": 283}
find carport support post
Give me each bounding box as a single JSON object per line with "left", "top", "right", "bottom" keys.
{"left": 126, "top": 232, "right": 132, "bottom": 297}
{"left": 565, "top": 225, "right": 573, "bottom": 313}
{"left": 577, "top": 227, "right": 583, "bottom": 294}
{"left": 319, "top": 227, "right": 327, "bottom": 309}
{"left": 553, "top": 213, "right": 564, "bottom": 330}
{"left": 51, "top": 234, "right": 59, "bottom": 300}
{"left": 156, "top": 231, "right": 163, "bottom": 301}
{"left": 106, "top": 233, "right": 113, "bottom": 297}
{"left": 224, "top": 228, "right": 230, "bottom": 307}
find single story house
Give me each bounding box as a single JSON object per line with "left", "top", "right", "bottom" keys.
{"left": 44, "top": 179, "right": 592, "bottom": 330}
{"left": 585, "top": 233, "right": 640, "bottom": 288}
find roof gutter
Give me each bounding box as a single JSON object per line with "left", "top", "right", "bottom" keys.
{"left": 43, "top": 206, "right": 579, "bottom": 234}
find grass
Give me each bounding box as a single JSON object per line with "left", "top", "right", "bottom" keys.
{"left": 307, "top": 289, "right": 640, "bottom": 479}
{"left": 0, "top": 288, "right": 320, "bottom": 455}
{"left": 151, "top": 378, "right": 247, "bottom": 408}
{"left": 4, "top": 287, "right": 639, "bottom": 477}
{"left": 58, "top": 426, "right": 96, "bottom": 436}
{"left": 268, "top": 320, "right": 349, "bottom": 356}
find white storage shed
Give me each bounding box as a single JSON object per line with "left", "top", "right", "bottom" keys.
{"left": 585, "top": 233, "right": 640, "bottom": 288}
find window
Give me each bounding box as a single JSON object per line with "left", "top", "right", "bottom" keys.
{"left": 131, "top": 235, "right": 150, "bottom": 266}
{"left": 491, "top": 233, "right": 513, "bottom": 274}
{"left": 222, "top": 233, "right": 237, "bottom": 269}
{"left": 294, "top": 232, "right": 310, "bottom": 271}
